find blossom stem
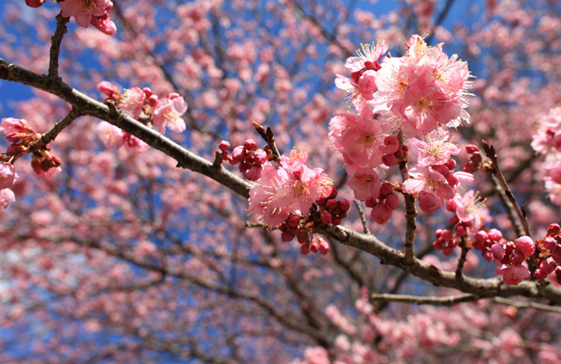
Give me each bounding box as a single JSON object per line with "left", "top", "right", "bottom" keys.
{"left": 397, "top": 130, "right": 417, "bottom": 265}
{"left": 483, "top": 141, "right": 531, "bottom": 237}
{"left": 354, "top": 199, "right": 371, "bottom": 235}
{"left": 48, "top": 13, "right": 70, "bottom": 79}
{"left": 455, "top": 236, "right": 469, "bottom": 281}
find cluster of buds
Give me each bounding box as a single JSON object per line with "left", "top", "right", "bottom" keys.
{"left": 316, "top": 187, "right": 350, "bottom": 227}
{"left": 221, "top": 139, "right": 268, "bottom": 181}
{"left": 31, "top": 147, "right": 62, "bottom": 177}
{"left": 472, "top": 228, "right": 503, "bottom": 260}
{"left": 463, "top": 144, "right": 483, "bottom": 173}
{"left": 0, "top": 118, "right": 61, "bottom": 177}
{"left": 366, "top": 183, "right": 399, "bottom": 224}
{"left": 534, "top": 224, "right": 561, "bottom": 280}
{"left": 433, "top": 229, "right": 459, "bottom": 256}
{"left": 278, "top": 214, "right": 330, "bottom": 255}
{"left": 380, "top": 136, "right": 407, "bottom": 167}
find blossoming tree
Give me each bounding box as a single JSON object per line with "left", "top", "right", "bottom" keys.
{"left": 1, "top": 0, "right": 561, "bottom": 363}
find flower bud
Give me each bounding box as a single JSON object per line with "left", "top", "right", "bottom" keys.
{"left": 380, "top": 183, "right": 393, "bottom": 196}
{"left": 445, "top": 158, "right": 457, "bottom": 170}
{"left": 385, "top": 193, "right": 399, "bottom": 210}
{"left": 491, "top": 243, "right": 505, "bottom": 262}
{"left": 466, "top": 144, "right": 480, "bottom": 154}
{"left": 510, "top": 252, "right": 525, "bottom": 266}
{"left": 482, "top": 250, "right": 493, "bottom": 261}
{"left": 281, "top": 231, "right": 295, "bottom": 242}
{"left": 541, "top": 260, "right": 555, "bottom": 275}
{"left": 442, "top": 246, "right": 454, "bottom": 256}
{"left": 338, "top": 199, "right": 350, "bottom": 212}
{"left": 445, "top": 199, "right": 457, "bottom": 212}
{"left": 475, "top": 230, "right": 488, "bottom": 243}
{"left": 547, "top": 223, "right": 561, "bottom": 236}
{"left": 441, "top": 229, "right": 453, "bottom": 241}
{"left": 487, "top": 229, "right": 503, "bottom": 242}
{"left": 534, "top": 269, "right": 547, "bottom": 280}
{"left": 321, "top": 210, "right": 333, "bottom": 225}
{"left": 244, "top": 139, "right": 257, "bottom": 150}
{"left": 326, "top": 199, "right": 338, "bottom": 210}
{"left": 515, "top": 236, "right": 535, "bottom": 257}
{"left": 219, "top": 140, "right": 231, "bottom": 152}
{"left": 544, "top": 237, "right": 558, "bottom": 252}
{"left": 381, "top": 154, "right": 397, "bottom": 167}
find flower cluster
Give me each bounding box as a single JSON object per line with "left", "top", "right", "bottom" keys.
{"left": 248, "top": 148, "right": 333, "bottom": 227}
{"left": 26, "top": 0, "right": 117, "bottom": 36}
{"left": 96, "top": 82, "right": 189, "bottom": 154}
{"left": 330, "top": 35, "right": 473, "bottom": 223}
{"left": 278, "top": 214, "right": 331, "bottom": 256}
{"left": 222, "top": 139, "right": 268, "bottom": 181}
{"left": 532, "top": 107, "right": 561, "bottom": 204}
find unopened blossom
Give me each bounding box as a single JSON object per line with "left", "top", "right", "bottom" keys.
{"left": 0, "top": 188, "right": 15, "bottom": 209}
{"left": 515, "top": 236, "right": 535, "bottom": 257}
{"left": 347, "top": 168, "right": 381, "bottom": 201}
{"left": 25, "top": 0, "right": 46, "bottom": 7}
{"left": 418, "top": 191, "right": 444, "bottom": 213}
{"left": 96, "top": 121, "right": 124, "bottom": 149}
{"left": 123, "top": 133, "right": 150, "bottom": 154}
{"left": 153, "top": 93, "right": 188, "bottom": 133}
{"left": 0, "top": 163, "right": 17, "bottom": 190}
{"left": 409, "top": 128, "right": 460, "bottom": 166}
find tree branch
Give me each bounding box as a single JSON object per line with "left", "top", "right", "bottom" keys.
{"left": 370, "top": 293, "right": 478, "bottom": 306}
{"left": 397, "top": 130, "right": 416, "bottom": 265}
{"left": 48, "top": 13, "right": 70, "bottom": 79}
{"left": 353, "top": 199, "right": 371, "bottom": 235}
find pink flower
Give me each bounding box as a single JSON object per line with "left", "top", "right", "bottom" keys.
{"left": 248, "top": 161, "right": 333, "bottom": 227}
{"left": 0, "top": 163, "right": 17, "bottom": 190}
{"left": 338, "top": 117, "right": 385, "bottom": 169}
{"left": 280, "top": 147, "right": 308, "bottom": 172}
{"left": 347, "top": 168, "right": 381, "bottom": 201}
{"left": 453, "top": 190, "right": 487, "bottom": 231}
{"left": 371, "top": 203, "right": 392, "bottom": 224}
{"left": 59, "top": 0, "right": 115, "bottom": 34}
{"left": 123, "top": 133, "right": 150, "bottom": 154}
{"left": 119, "top": 87, "right": 146, "bottom": 119}
{"left": 402, "top": 165, "right": 455, "bottom": 200}
{"left": 0, "top": 188, "right": 15, "bottom": 209}
{"left": 0, "top": 118, "right": 36, "bottom": 143}
{"left": 153, "top": 94, "right": 188, "bottom": 134}
{"left": 494, "top": 264, "right": 530, "bottom": 285}
{"left": 96, "top": 121, "right": 124, "bottom": 149}
{"left": 344, "top": 40, "right": 388, "bottom": 72}
{"left": 357, "top": 70, "right": 378, "bottom": 100}
{"left": 409, "top": 128, "right": 460, "bottom": 166}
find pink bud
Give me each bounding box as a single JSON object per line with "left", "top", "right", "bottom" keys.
{"left": 244, "top": 139, "right": 257, "bottom": 150}
{"left": 418, "top": 192, "right": 443, "bottom": 213}
{"left": 142, "top": 88, "right": 153, "bottom": 97}
{"left": 432, "top": 164, "right": 449, "bottom": 177}
{"left": 445, "top": 174, "right": 459, "bottom": 187}
{"left": 450, "top": 216, "right": 459, "bottom": 225}
{"left": 487, "top": 229, "right": 503, "bottom": 242}
{"left": 449, "top": 239, "right": 458, "bottom": 248}
{"left": 432, "top": 240, "right": 443, "bottom": 250}
{"left": 297, "top": 231, "right": 309, "bottom": 244}
{"left": 300, "top": 244, "right": 310, "bottom": 255}
{"left": 148, "top": 95, "right": 159, "bottom": 107}
{"left": 380, "top": 183, "right": 393, "bottom": 196}
{"left": 321, "top": 210, "right": 333, "bottom": 225}
{"left": 326, "top": 199, "right": 338, "bottom": 210}
{"left": 319, "top": 241, "right": 330, "bottom": 255}
{"left": 385, "top": 193, "right": 399, "bottom": 210}
{"left": 445, "top": 199, "right": 457, "bottom": 212}
{"left": 543, "top": 237, "right": 558, "bottom": 252}
{"left": 97, "top": 81, "right": 118, "bottom": 96}
{"left": 435, "top": 229, "right": 443, "bottom": 237}
{"left": 381, "top": 154, "right": 397, "bottom": 167}
{"left": 287, "top": 215, "right": 300, "bottom": 227}
{"left": 371, "top": 203, "right": 392, "bottom": 224}
{"left": 515, "top": 236, "right": 535, "bottom": 257}
{"left": 482, "top": 250, "right": 493, "bottom": 261}
{"left": 329, "top": 187, "right": 338, "bottom": 199}
{"left": 466, "top": 144, "right": 480, "bottom": 154}
{"left": 442, "top": 246, "right": 454, "bottom": 256}
{"left": 445, "top": 158, "right": 457, "bottom": 170}
{"left": 473, "top": 241, "right": 484, "bottom": 251}
{"left": 511, "top": 252, "right": 525, "bottom": 266}
{"left": 551, "top": 251, "right": 561, "bottom": 265}
{"left": 281, "top": 231, "right": 295, "bottom": 242}
{"left": 380, "top": 136, "right": 399, "bottom": 154}
{"left": 441, "top": 230, "right": 453, "bottom": 241}
{"left": 541, "top": 260, "right": 555, "bottom": 274}
{"left": 547, "top": 224, "right": 561, "bottom": 235}
{"left": 455, "top": 225, "right": 467, "bottom": 237}
{"left": 475, "top": 230, "right": 489, "bottom": 243}
{"left": 534, "top": 269, "right": 547, "bottom": 280}
{"left": 245, "top": 165, "right": 262, "bottom": 181}
{"left": 25, "top": 0, "right": 46, "bottom": 7}
{"left": 365, "top": 198, "right": 376, "bottom": 208}
{"left": 219, "top": 140, "right": 231, "bottom": 152}
{"left": 338, "top": 199, "right": 350, "bottom": 212}
{"left": 230, "top": 146, "right": 245, "bottom": 164}
{"left": 491, "top": 243, "right": 505, "bottom": 261}
{"left": 247, "top": 150, "right": 267, "bottom": 165}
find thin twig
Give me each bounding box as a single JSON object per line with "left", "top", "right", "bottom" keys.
{"left": 491, "top": 174, "right": 525, "bottom": 237}
{"left": 353, "top": 199, "right": 371, "bottom": 235}
{"left": 493, "top": 297, "right": 561, "bottom": 314}
{"left": 397, "top": 130, "right": 416, "bottom": 265}
{"left": 253, "top": 121, "right": 281, "bottom": 162}
{"left": 425, "top": 0, "right": 457, "bottom": 45}
{"left": 48, "top": 13, "right": 70, "bottom": 79}
{"left": 483, "top": 141, "right": 531, "bottom": 237}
